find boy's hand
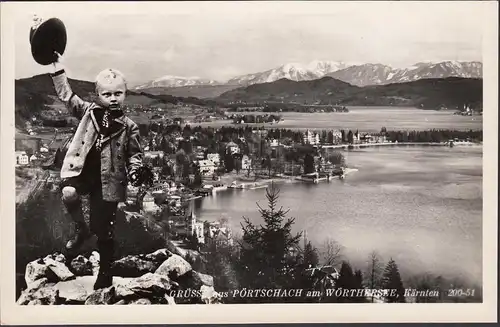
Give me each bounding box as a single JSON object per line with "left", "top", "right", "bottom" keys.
{"left": 49, "top": 51, "right": 65, "bottom": 74}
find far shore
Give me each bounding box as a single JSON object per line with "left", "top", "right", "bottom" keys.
{"left": 204, "top": 141, "right": 481, "bottom": 192}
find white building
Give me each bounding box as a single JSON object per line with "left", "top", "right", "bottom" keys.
{"left": 269, "top": 139, "right": 279, "bottom": 147}
{"left": 188, "top": 212, "right": 205, "bottom": 244}
{"left": 198, "top": 159, "right": 216, "bottom": 177}
{"left": 141, "top": 191, "right": 161, "bottom": 214}
{"left": 207, "top": 153, "right": 221, "bottom": 166}
{"left": 15, "top": 151, "right": 29, "bottom": 166}
{"left": 241, "top": 155, "right": 252, "bottom": 170}
{"left": 331, "top": 130, "right": 342, "bottom": 143}
{"left": 303, "top": 130, "right": 320, "bottom": 145}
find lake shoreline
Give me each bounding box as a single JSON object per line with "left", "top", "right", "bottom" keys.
{"left": 192, "top": 145, "right": 482, "bottom": 285}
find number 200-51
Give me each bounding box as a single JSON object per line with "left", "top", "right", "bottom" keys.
{"left": 448, "top": 289, "right": 475, "bottom": 297}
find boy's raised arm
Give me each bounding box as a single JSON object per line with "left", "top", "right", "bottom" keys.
{"left": 50, "top": 52, "right": 92, "bottom": 119}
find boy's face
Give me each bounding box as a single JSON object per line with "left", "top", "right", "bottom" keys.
{"left": 96, "top": 80, "right": 126, "bottom": 110}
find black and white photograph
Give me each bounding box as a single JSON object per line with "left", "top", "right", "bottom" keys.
{"left": 1, "top": 0, "right": 498, "bottom": 324}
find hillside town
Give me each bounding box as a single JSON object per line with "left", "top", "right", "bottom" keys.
{"left": 15, "top": 122, "right": 382, "bottom": 249}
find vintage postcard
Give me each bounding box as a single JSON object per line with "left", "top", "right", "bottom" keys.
{"left": 1, "top": 0, "right": 498, "bottom": 324}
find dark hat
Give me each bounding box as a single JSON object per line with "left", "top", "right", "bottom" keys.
{"left": 29, "top": 17, "right": 67, "bottom": 65}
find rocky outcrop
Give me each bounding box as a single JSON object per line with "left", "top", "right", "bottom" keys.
{"left": 155, "top": 254, "right": 192, "bottom": 279}
{"left": 17, "top": 248, "right": 221, "bottom": 305}
{"left": 111, "top": 255, "right": 159, "bottom": 277}
{"left": 24, "top": 253, "right": 75, "bottom": 288}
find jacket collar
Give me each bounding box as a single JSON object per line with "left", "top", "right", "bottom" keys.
{"left": 90, "top": 107, "right": 126, "bottom": 132}
{"left": 89, "top": 107, "right": 126, "bottom": 144}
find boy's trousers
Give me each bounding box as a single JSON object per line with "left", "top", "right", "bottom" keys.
{"left": 60, "top": 150, "right": 118, "bottom": 257}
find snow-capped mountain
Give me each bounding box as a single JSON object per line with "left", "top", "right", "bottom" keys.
{"left": 134, "top": 60, "right": 482, "bottom": 90}
{"left": 226, "top": 61, "right": 355, "bottom": 86}
{"left": 134, "top": 75, "right": 221, "bottom": 89}
{"left": 327, "top": 61, "right": 482, "bottom": 86}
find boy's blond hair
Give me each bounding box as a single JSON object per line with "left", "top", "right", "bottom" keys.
{"left": 95, "top": 68, "right": 127, "bottom": 93}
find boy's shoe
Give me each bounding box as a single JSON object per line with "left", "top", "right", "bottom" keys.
{"left": 93, "top": 271, "right": 113, "bottom": 290}
{"left": 65, "top": 222, "right": 91, "bottom": 250}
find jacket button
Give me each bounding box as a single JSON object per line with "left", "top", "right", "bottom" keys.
{"left": 116, "top": 142, "right": 121, "bottom": 146}
{"left": 117, "top": 155, "right": 122, "bottom": 159}
{"left": 76, "top": 153, "right": 80, "bottom": 156}
{"left": 70, "top": 164, "right": 74, "bottom": 168}
{"left": 82, "top": 141, "right": 85, "bottom": 145}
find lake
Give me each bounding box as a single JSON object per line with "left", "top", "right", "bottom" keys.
{"left": 193, "top": 107, "right": 483, "bottom": 132}
{"left": 190, "top": 145, "right": 483, "bottom": 285}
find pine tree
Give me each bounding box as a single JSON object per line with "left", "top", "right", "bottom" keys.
{"left": 302, "top": 241, "right": 319, "bottom": 268}
{"left": 381, "top": 258, "right": 406, "bottom": 303}
{"left": 188, "top": 231, "right": 200, "bottom": 251}
{"left": 366, "top": 251, "right": 383, "bottom": 303}
{"left": 335, "top": 261, "right": 356, "bottom": 302}
{"left": 353, "top": 269, "right": 365, "bottom": 303}
{"left": 237, "top": 183, "right": 302, "bottom": 299}
{"left": 303, "top": 153, "right": 315, "bottom": 174}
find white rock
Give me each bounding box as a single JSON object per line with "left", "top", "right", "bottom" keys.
{"left": 200, "top": 285, "right": 221, "bottom": 304}
{"left": 25, "top": 259, "right": 55, "bottom": 287}
{"left": 89, "top": 251, "right": 100, "bottom": 275}
{"left": 45, "top": 258, "right": 75, "bottom": 281}
{"left": 126, "top": 272, "right": 173, "bottom": 297}
{"left": 155, "top": 254, "right": 192, "bottom": 279}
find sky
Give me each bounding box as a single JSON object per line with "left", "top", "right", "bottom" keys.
{"left": 9, "top": 1, "right": 486, "bottom": 86}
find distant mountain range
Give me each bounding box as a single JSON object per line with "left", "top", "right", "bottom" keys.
{"left": 133, "top": 60, "right": 482, "bottom": 98}
{"left": 216, "top": 76, "right": 483, "bottom": 110}
{"left": 225, "top": 60, "right": 355, "bottom": 86}
{"left": 134, "top": 75, "right": 220, "bottom": 89}
{"left": 327, "top": 61, "right": 483, "bottom": 86}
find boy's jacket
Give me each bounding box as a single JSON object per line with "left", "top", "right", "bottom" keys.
{"left": 51, "top": 70, "right": 143, "bottom": 202}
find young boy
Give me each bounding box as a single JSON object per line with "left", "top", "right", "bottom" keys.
{"left": 49, "top": 52, "right": 143, "bottom": 289}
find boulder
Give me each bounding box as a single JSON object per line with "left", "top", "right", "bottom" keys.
{"left": 129, "top": 298, "right": 152, "bottom": 305}
{"left": 167, "top": 242, "right": 201, "bottom": 262}
{"left": 185, "top": 271, "right": 214, "bottom": 289}
{"left": 88, "top": 251, "right": 100, "bottom": 275}
{"left": 70, "top": 255, "right": 93, "bottom": 276}
{"left": 44, "top": 252, "right": 66, "bottom": 264}
{"left": 114, "top": 284, "right": 135, "bottom": 299}
{"left": 144, "top": 248, "right": 173, "bottom": 264}
{"left": 55, "top": 276, "right": 135, "bottom": 304}
{"left": 155, "top": 254, "right": 192, "bottom": 280}
{"left": 84, "top": 286, "right": 116, "bottom": 305}
{"left": 45, "top": 258, "right": 75, "bottom": 281}
{"left": 17, "top": 278, "right": 53, "bottom": 305}
{"left": 28, "top": 285, "right": 61, "bottom": 305}
{"left": 126, "top": 273, "right": 173, "bottom": 298}
{"left": 27, "top": 277, "right": 50, "bottom": 291}
{"left": 25, "top": 259, "right": 58, "bottom": 286}
{"left": 200, "top": 285, "right": 221, "bottom": 304}
{"left": 25, "top": 255, "right": 75, "bottom": 287}
{"left": 112, "top": 255, "right": 159, "bottom": 277}
{"left": 56, "top": 278, "right": 93, "bottom": 303}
